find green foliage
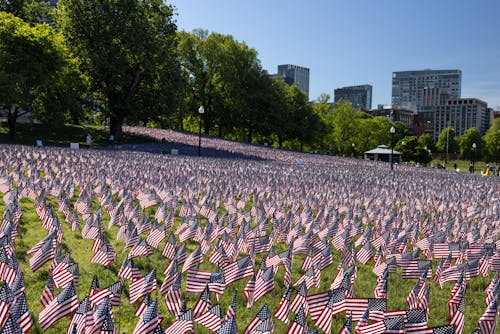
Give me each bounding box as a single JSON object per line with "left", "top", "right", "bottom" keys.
{"left": 483, "top": 118, "right": 500, "bottom": 163}
{"left": 460, "top": 127, "right": 484, "bottom": 161}
{"left": 330, "top": 100, "right": 360, "bottom": 155}
{"left": 0, "top": 11, "right": 71, "bottom": 139}
{"left": 436, "top": 127, "right": 459, "bottom": 156}
{"left": 57, "top": 0, "right": 180, "bottom": 139}
{"left": 0, "top": 0, "right": 54, "bottom": 23}
{"left": 418, "top": 133, "right": 434, "bottom": 152}
{"left": 395, "top": 135, "right": 433, "bottom": 164}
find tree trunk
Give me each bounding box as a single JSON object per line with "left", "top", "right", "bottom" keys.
{"left": 7, "top": 105, "right": 17, "bottom": 141}
{"left": 109, "top": 113, "right": 124, "bottom": 141}
{"left": 278, "top": 135, "right": 283, "bottom": 148}
{"left": 108, "top": 92, "right": 127, "bottom": 141}
{"left": 247, "top": 126, "right": 253, "bottom": 143}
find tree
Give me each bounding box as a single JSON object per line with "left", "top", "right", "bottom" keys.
{"left": 331, "top": 100, "right": 360, "bottom": 155}
{"left": 0, "top": 0, "right": 53, "bottom": 23}
{"left": 418, "top": 133, "right": 434, "bottom": 152}
{"left": 436, "top": 127, "right": 459, "bottom": 159}
{"left": 0, "top": 12, "right": 67, "bottom": 139}
{"left": 460, "top": 127, "right": 484, "bottom": 162}
{"left": 483, "top": 118, "right": 500, "bottom": 163}
{"left": 395, "top": 136, "right": 419, "bottom": 162}
{"left": 58, "top": 0, "right": 180, "bottom": 140}
{"left": 356, "top": 116, "right": 390, "bottom": 154}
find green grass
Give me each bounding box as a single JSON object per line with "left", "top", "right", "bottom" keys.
{"left": 432, "top": 158, "right": 490, "bottom": 174}
{"left": 3, "top": 193, "right": 497, "bottom": 333}
{"left": 0, "top": 122, "right": 157, "bottom": 147}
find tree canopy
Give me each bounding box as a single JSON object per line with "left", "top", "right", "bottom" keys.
{"left": 57, "top": 0, "right": 180, "bottom": 139}
{"left": 0, "top": 11, "right": 69, "bottom": 139}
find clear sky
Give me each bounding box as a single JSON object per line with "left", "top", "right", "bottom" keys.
{"left": 168, "top": 0, "right": 500, "bottom": 109}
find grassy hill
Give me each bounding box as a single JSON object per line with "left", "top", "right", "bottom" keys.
{"left": 0, "top": 122, "right": 156, "bottom": 147}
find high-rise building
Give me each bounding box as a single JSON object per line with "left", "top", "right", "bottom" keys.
{"left": 334, "top": 85, "right": 372, "bottom": 110}
{"left": 277, "top": 64, "right": 310, "bottom": 97}
{"left": 392, "top": 69, "right": 461, "bottom": 110}
{"left": 435, "top": 98, "right": 490, "bottom": 138}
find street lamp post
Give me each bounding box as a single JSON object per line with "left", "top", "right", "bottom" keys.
{"left": 472, "top": 142, "right": 477, "bottom": 173}
{"left": 390, "top": 126, "right": 396, "bottom": 170}
{"left": 351, "top": 143, "right": 355, "bottom": 158}
{"left": 198, "top": 106, "right": 205, "bottom": 157}
{"left": 445, "top": 127, "right": 449, "bottom": 164}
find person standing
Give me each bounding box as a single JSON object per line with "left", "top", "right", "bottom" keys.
{"left": 86, "top": 133, "right": 93, "bottom": 148}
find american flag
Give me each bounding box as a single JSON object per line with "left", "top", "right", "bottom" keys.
{"left": 243, "top": 303, "right": 273, "bottom": 334}
{"left": 9, "top": 269, "right": 25, "bottom": 299}
{"left": 89, "top": 274, "right": 100, "bottom": 297}
{"left": 133, "top": 298, "right": 159, "bottom": 334}
{"left": 286, "top": 306, "right": 308, "bottom": 334}
{"left": 223, "top": 256, "right": 254, "bottom": 286}
{"left": 254, "top": 266, "right": 275, "bottom": 301}
{"left": 53, "top": 262, "right": 79, "bottom": 288}
{"left": 291, "top": 281, "right": 309, "bottom": 314}
{"left": 164, "top": 304, "right": 194, "bottom": 334}
{"left": 94, "top": 304, "right": 115, "bottom": 334}
{"left": 0, "top": 283, "right": 13, "bottom": 328}
{"left": 243, "top": 273, "right": 256, "bottom": 308}
{"left": 209, "top": 244, "right": 229, "bottom": 266}
{"left": 196, "top": 303, "right": 223, "bottom": 331}
{"left": 274, "top": 285, "right": 291, "bottom": 324}
{"left": 89, "top": 281, "right": 123, "bottom": 307}
{"left": 401, "top": 260, "right": 432, "bottom": 279}
{"left": 118, "top": 257, "right": 142, "bottom": 281}
{"left": 373, "top": 267, "right": 388, "bottom": 299}
{"left": 164, "top": 273, "right": 182, "bottom": 316}
{"left": 294, "top": 265, "right": 320, "bottom": 290}
{"left": 449, "top": 292, "right": 465, "bottom": 334}
{"left": 0, "top": 314, "right": 23, "bottom": 334}
{"left": 68, "top": 296, "right": 93, "bottom": 334}
{"left": 129, "top": 269, "right": 157, "bottom": 304}
{"left": 29, "top": 236, "right": 57, "bottom": 272}
{"left": 224, "top": 291, "right": 237, "bottom": 322}
{"left": 38, "top": 281, "right": 79, "bottom": 330}
{"left": 478, "top": 298, "right": 497, "bottom": 334}
{"left": 162, "top": 233, "right": 178, "bottom": 259}
{"left": 356, "top": 240, "right": 373, "bottom": 265}
{"left": 216, "top": 316, "right": 238, "bottom": 334}
{"left": 185, "top": 269, "right": 226, "bottom": 297}
{"left": 10, "top": 293, "right": 32, "bottom": 334}
{"left": 358, "top": 316, "right": 405, "bottom": 334}
{"left": 135, "top": 294, "right": 152, "bottom": 318}
{"left": 308, "top": 288, "right": 345, "bottom": 332}
{"left": 128, "top": 238, "right": 153, "bottom": 259}
{"left": 344, "top": 298, "right": 386, "bottom": 322}
{"left": 40, "top": 275, "right": 55, "bottom": 307}
{"left": 192, "top": 285, "right": 212, "bottom": 318}
{"left": 338, "top": 312, "right": 353, "bottom": 334}
{"left": 91, "top": 242, "right": 116, "bottom": 266}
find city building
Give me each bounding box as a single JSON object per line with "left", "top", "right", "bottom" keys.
{"left": 392, "top": 69, "right": 461, "bottom": 110}
{"left": 435, "top": 98, "right": 491, "bottom": 138}
{"left": 416, "top": 87, "right": 453, "bottom": 137}
{"left": 334, "top": 85, "right": 372, "bottom": 110}
{"left": 276, "top": 64, "right": 310, "bottom": 97}
{"left": 369, "top": 105, "right": 417, "bottom": 134}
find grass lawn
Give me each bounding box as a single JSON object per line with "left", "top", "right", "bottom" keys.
{"left": 0, "top": 122, "right": 157, "bottom": 147}
{"left": 1, "top": 195, "right": 496, "bottom": 333}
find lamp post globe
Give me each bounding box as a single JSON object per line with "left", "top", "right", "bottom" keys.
{"left": 198, "top": 106, "right": 205, "bottom": 157}
{"left": 472, "top": 142, "right": 477, "bottom": 173}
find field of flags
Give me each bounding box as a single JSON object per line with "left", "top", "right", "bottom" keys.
{"left": 0, "top": 126, "right": 499, "bottom": 333}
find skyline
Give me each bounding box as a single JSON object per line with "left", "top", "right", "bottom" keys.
{"left": 169, "top": 0, "right": 500, "bottom": 109}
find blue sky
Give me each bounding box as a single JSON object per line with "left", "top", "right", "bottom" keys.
{"left": 169, "top": 0, "right": 500, "bottom": 109}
